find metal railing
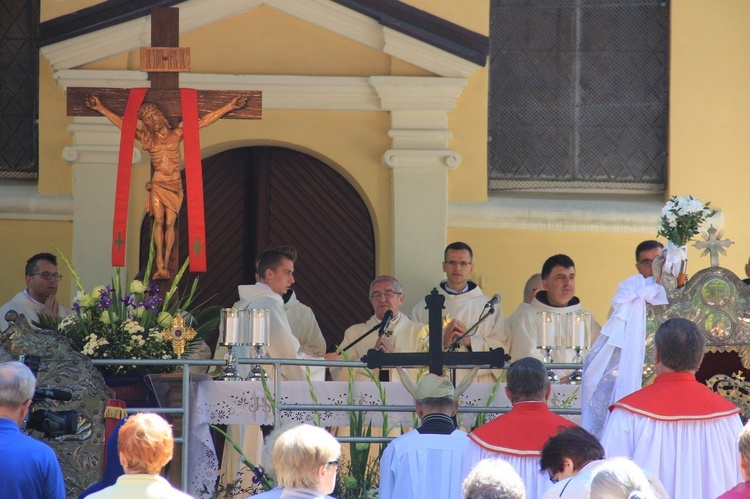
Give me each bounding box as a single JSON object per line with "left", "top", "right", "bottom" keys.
{"left": 92, "top": 357, "right": 583, "bottom": 492}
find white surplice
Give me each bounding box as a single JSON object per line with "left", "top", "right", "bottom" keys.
{"left": 379, "top": 428, "right": 470, "bottom": 499}
{"left": 0, "top": 290, "right": 72, "bottom": 331}
{"left": 602, "top": 407, "right": 742, "bottom": 499}
{"left": 581, "top": 274, "right": 668, "bottom": 437}
{"left": 462, "top": 440, "right": 551, "bottom": 499}
{"left": 284, "top": 290, "right": 326, "bottom": 357}
{"left": 411, "top": 281, "right": 510, "bottom": 382}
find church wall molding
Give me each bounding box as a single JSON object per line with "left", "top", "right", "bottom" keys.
{"left": 40, "top": 0, "right": 482, "bottom": 78}
{"left": 0, "top": 186, "right": 72, "bottom": 221}
{"left": 448, "top": 196, "right": 725, "bottom": 234}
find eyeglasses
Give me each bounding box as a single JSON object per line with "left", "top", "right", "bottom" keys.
{"left": 370, "top": 291, "right": 401, "bottom": 301}
{"left": 327, "top": 460, "right": 340, "bottom": 468}
{"left": 638, "top": 259, "right": 654, "bottom": 266}
{"left": 444, "top": 260, "right": 472, "bottom": 267}
{"left": 30, "top": 272, "right": 63, "bottom": 281}
{"left": 548, "top": 471, "right": 559, "bottom": 484}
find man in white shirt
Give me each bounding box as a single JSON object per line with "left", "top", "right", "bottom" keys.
{"left": 231, "top": 245, "right": 338, "bottom": 381}
{"left": 508, "top": 254, "right": 601, "bottom": 373}
{"left": 411, "top": 242, "right": 509, "bottom": 382}
{"left": 0, "top": 253, "right": 71, "bottom": 331}
{"left": 634, "top": 240, "right": 663, "bottom": 279}
{"left": 601, "top": 318, "right": 743, "bottom": 499}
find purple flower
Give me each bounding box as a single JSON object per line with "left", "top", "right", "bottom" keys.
{"left": 72, "top": 302, "right": 80, "bottom": 312}
{"left": 98, "top": 286, "right": 113, "bottom": 309}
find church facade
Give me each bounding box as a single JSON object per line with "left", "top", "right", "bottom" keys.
{"left": 1, "top": 0, "right": 748, "bottom": 336}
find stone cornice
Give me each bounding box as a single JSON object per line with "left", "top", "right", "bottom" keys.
{"left": 40, "top": 0, "right": 482, "bottom": 78}
{"left": 448, "top": 196, "right": 725, "bottom": 234}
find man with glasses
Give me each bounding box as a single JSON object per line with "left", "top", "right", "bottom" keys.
{"left": 634, "top": 240, "right": 663, "bottom": 279}
{"left": 331, "top": 275, "right": 428, "bottom": 382}
{"left": 0, "top": 253, "right": 71, "bottom": 331}
{"left": 0, "top": 361, "right": 66, "bottom": 499}
{"left": 411, "top": 242, "right": 509, "bottom": 383}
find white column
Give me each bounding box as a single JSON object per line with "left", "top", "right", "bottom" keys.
{"left": 63, "top": 117, "right": 141, "bottom": 292}
{"left": 372, "top": 74, "right": 466, "bottom": 311}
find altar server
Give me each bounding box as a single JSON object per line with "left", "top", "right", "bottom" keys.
{"left": 601, "top": 318, "right": 743, "bottom": 499}
{"left": 462, "top": 357, "right": 577, "bottom": 498}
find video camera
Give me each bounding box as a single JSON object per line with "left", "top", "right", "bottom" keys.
{"left": 21, "top": 354, "right": 79, "bottom": 438}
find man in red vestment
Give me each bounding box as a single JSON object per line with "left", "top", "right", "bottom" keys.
{"left": 461, "top": 357, "right": 577, "bottom": 498}
{"left": 601, "top": 318, "right": 743, "bottom": 499}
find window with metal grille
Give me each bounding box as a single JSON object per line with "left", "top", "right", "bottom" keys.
{"left": 488, "top": 0, "right": 668, "bottom": 192}
{"left": 0, "top": 0, "right": 39, "bottom": 181}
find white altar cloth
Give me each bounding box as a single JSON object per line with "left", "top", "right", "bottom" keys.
{"left": 188, "top": 380, "right": 580, "bottom": 497}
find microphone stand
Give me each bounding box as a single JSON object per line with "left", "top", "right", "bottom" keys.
{"left": 341, "top": 322, "right": 380, "bottom": 353}
{"left": 448, "top": 307, "right": 495, "bottom": 352}
{"left": 448, "top": 307, "right": 495, "bottom": 385}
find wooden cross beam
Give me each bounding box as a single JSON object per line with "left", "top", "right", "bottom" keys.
{"left": 64, "top": 7, "right": 261, "bottom": 282}
{"left": 362, "top": 288, "right": 511, "bottom": 376}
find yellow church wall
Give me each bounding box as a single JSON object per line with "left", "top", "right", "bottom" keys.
{"left": 448, "top": 64, "right": 489, "bottom": 204}
{"left": 447, "top": 227, "right": 658, "bottom": 328}
{"left": 37, "top": 58, "right": 73, "bottom": 195}
{"left": 669, "top": 0, "right": 750, "bottom": 281}
{"left": 26, "top": 0, "right": 750, "bottom": 330}
{"left": 402, "top": 0, "right": 489, "bottom": 36}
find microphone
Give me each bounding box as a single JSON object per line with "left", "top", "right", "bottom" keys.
{"left": 33, "top": 388, "right": 73, "bottom": 402}
{"left": 377, "top": 310, "right": 394, "bottom": 337}
{"left": 486, "top": 294, "right": 501, "bottom": 309}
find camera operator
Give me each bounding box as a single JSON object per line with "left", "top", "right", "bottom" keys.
{"left": 0, "top": 361, "right": 65, "bottom": 499}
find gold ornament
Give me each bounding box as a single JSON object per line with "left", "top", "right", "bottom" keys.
{"left": 162, "top": 315, "right": 197, "bottom": 358}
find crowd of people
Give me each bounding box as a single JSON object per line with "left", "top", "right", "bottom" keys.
{"left": 2, "top": 240, "right": 750, "bottom": 498}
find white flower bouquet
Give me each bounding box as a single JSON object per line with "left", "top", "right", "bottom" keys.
{"left": 657, "top": 195, "right": 716, "bottom": 278}
{"left": 41, "top": 246, "right": 220, "bottom": 376}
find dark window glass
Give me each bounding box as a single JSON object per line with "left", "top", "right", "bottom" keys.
{"left": 0, "top": 0, "right": 39, "bottom": 180}
{"left": 488, "top": 0, "right": 668, "bottom": 192}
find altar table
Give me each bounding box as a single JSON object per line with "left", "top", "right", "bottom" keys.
{"left": 187, "top": 380, "right": 581, "bottom": 497}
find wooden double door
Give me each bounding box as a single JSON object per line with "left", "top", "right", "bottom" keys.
{"left": 140, "top": 146, "right": 375, "bottom": 351}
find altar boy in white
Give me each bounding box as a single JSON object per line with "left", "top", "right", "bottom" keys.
{"left": 601, "top": 318, "right": 743, "bottom": 499}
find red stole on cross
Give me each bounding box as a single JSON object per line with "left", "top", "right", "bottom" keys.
{"left": 112, "top": 88, "right": 207, "bottom": 273}
{"left": 468, "top": 401, "right": 577, "bottom": 456}
{"left": 610, "top": 371, "right": 740, "bottom": 421}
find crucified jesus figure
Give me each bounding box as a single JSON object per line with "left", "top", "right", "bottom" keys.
{"left": 85, "top": 94, "right": 247, "bottom": 279}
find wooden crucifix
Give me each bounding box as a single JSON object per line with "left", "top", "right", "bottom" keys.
{"left": 66, "top": 7, "right": 261, "bottom": 281}
{"left": 362, "top": 288, "right": 511, "bottom": 378}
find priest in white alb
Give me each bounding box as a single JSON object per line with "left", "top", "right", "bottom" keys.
{"left": 601, "top": 318, "right": 743, "bottom": 499}
{"left": 411, "top": 242, "right": 509, "bottom": 383}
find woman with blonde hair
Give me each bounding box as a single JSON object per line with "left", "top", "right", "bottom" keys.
{"left": 586, "top": 457, "right": 657, "bottom": 499}
{"left": 272, "top": 424, "right": 341, "bottom": 499}
{"left": 87, "top": 412, "right": 191, "bottom": 498}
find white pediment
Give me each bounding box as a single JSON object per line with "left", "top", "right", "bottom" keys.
{"left": 40, "top": 0, "right": 482, "bottom": 78}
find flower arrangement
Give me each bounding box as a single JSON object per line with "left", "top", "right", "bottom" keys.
{"left": 41, "top": 246, "right": 219, "bottom": 376}
{"left": 657, "top": 195, "right": 716, "bottom": 247}
{"left": 657, "top": 195, "right": 716, "bottom": 281}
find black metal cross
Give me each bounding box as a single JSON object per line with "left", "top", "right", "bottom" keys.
{"left": 362, "top": 288, "right": 510, "bottom": 376}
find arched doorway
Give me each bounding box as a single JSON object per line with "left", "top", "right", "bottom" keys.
{"left": 140, "top": 146, "right": 375, "bottom": 352}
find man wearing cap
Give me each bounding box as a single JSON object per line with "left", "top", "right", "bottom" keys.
{"left": 411, "top": 242, "right": 509, "bottom": 383}
{"left": 379, "top": 368, "right": 478, "bottom": 499}
{"left": 462, "top": 357, "right": 577, "bottom": 498}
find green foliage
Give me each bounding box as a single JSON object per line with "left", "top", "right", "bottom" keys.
{"left": 47, "top": 242, "right": 218, "bottom": 376}
{"left": 657, "top": 195, "right": 716, "bottom": 246}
